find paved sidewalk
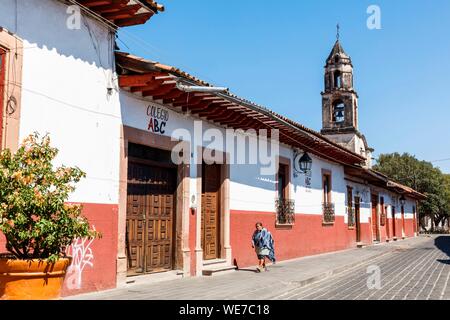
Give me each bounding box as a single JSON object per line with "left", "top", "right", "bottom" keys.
{"left": 67, "top": 236, "right": 430, "bottom": 300}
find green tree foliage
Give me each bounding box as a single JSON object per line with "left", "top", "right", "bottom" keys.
{"left": 0, "top": 133, "right": 100, "bottom": 262}
{"left": 374, "top": 153, "right": 449, "bottom": 229}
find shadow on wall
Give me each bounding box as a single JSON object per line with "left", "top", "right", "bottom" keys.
{"left": 1, "top": 0, "right": 112, "bottom": 67}
{"left": 435, "top": 236, "right": 450, "bottom": 265}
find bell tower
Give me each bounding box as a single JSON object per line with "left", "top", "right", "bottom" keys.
{"left": 320, "top": 27, "right": 374, "bottom": 167}
{"left": 321, "top": 35, "right": 358, "bottom": 134}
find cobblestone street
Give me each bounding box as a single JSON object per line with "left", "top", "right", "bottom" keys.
{"left": 269, "top": 235, "right": 450, "bottom": 300}
{"left": 69, "top": 235, "right": 450, "bottom": 300}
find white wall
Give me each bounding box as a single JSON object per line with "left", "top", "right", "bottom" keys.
{"left": 345, "top": 181, "right": 371, "bottom": 223}
{"left": 0, "top": 0, "right": 121, "bottom": 204}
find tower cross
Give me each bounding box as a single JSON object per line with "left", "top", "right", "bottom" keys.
{"left": 336, "top": 23, "right": 340, "bottom": 40}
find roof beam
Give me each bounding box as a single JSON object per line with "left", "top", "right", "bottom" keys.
{"left": 142, "top": 84, "right": 175, "bottom": 97}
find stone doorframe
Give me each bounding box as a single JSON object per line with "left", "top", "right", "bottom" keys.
{"left": 195, "top": 146, "right": 231, "bottom": 276}
{"left": 0, "top": 28, "right": 23, "bottom": 152}
{"left": 117, "top": 125, "right": 191, "bottom": 287}
{"left": 370, "top": 191, "right": 380, "bottom": 242}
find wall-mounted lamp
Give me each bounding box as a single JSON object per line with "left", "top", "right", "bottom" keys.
{"left": 299, "top": 152, "right": 313, "bottom": 173}
{"left": 400, "top": 195, "right": 406, "bottom": 206}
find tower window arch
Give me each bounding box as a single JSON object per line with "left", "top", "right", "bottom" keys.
{"left": 334, "top": 71, "right": 343, "bottom": 88}
{"left": 332, "top": 100, "right": 345, "bottom": 123}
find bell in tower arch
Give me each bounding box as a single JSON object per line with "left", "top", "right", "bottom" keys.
{"left": 333, "top": 101, "right": 345, "bottom": 123}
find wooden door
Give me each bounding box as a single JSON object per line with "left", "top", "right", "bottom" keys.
{"left": 385, "top": 206, "right": 390, "bottom": 239}
{"left": 201, "top": 164, "right": 221, "bottom": 261}
{"left": 392, "top": 207, "right": 397, "bottom": 238}
{"left": 126, "top": 161, "right": 176, "bottom": 275}
{"left": 401, "top": 205, "right": 405, "bottom": 237}
{"left": 355, "top": 197, "right": 361, "bottom": 243}
{"left": 371, "top": 195, "right": 379, "bottom": 241}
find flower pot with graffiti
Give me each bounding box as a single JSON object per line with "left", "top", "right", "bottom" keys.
{"left": 0, "top": 133, "right": 100, "bottom": 300}
{"left": 0, "top": 256, "right": 72, "bottom": 300}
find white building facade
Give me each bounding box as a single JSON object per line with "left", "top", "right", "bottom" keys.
{"left": 0, "top": 0, "right": 423, "bottom": 297}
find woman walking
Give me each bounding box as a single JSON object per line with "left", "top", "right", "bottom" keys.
{"left": 251, "top": 222, "right": 276, "bottom": 272}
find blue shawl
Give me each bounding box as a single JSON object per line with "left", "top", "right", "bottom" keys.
{"left": 252, "top": 228, "right": 276, "bottom": 263}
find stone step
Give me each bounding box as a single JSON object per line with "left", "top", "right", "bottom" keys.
{"left": 125, "top": 270, "right": 184, "bottom": 286}
{"left": 203, "top": 258, "right": 227, "bottom": 266}
{"left": 356, "top": 242, "right": 367, "bottom": 248}
{"left": 202, "top": 265, "right": 237, "bottom": 276}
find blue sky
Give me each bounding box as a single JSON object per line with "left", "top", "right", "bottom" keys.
{"left": 118, "top": 0, "right": 450, "bottom": 173}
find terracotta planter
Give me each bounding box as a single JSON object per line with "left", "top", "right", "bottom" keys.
{"left": 0, "top": 257, "right": 71, "bottom": 300}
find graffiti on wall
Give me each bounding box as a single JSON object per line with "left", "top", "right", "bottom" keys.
{"left": 65, "top": 228, "right": 96, "bottom": 290}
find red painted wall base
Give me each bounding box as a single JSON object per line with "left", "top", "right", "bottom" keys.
{"left": 230, "top": 210, "right": 370, "bottom": 269}
{"left": 0, "top": 203, "right": 118, "bottom": 297}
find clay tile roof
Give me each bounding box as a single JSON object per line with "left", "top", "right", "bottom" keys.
{"left": 75, "top": 0, "right": 165, "bottom": 27}
{"left": 115, "top": 51, "right": 366, "bottom": 166}
{"left": 386, "top": 180, "right": 427, "bottom": 200}
{"left": 346, "top": 166, "right": 426, "bottom": 200}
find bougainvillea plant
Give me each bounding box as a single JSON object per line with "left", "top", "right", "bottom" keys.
{"left": 0, "top": 133, "right": 100, "bottom": 263}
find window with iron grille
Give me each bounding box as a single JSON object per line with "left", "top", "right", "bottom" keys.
{"left": 323, "top": 202, "right": 335, "bottom": 224}
{"left": 276, "top": 162, "right": 294, "bottom": 225}
{"left": 380, "top": 197, "right": 386, "bottom": 226}
{"left": 347, "top": 186, "right": 355, "bottom": 227}
{"left": 347, "top": 206, "right": 355, "bottom": 227}
{"left": 275, "top": 198, "right": 295, "bottom": 225}
{"left": 322, "top": 170, "right": 335, "bottom": 224}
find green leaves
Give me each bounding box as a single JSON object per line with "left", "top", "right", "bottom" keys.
{"left": 374, "top": 153, "right": 449, "bottom": 227}
{"left": 0, "top": 132, "right": 100, "bottom": 261}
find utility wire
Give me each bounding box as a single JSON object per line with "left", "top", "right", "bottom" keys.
{"left": 66, "top": 0, "right": 217, "bottom": 85}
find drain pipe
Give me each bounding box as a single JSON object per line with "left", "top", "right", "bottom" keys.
{"left": 176, "top": 81, "right": 228, "bottom": 93}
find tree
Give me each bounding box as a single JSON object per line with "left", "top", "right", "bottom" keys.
{"left": 443, "top": 174, "right": 450, "bottom": 228}
{"left": 0, "top": 133, "right": 100, "bottom": 262}
{"left": 374, "top": 153, "right": 449, "bottom": 231}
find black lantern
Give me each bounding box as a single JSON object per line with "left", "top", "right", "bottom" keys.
{"left": 299, "top": 152, "right": 312, "bottom": 173}
{"left": 400, "top": 195, "right": 406, "bottom": 206}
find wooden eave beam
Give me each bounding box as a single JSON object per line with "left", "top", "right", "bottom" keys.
{"left": 182, "top": 101, "right": 212, "bottom": 113}
{"left": 114, "top": 13, "right": 153, "bottom": 27}
{"left": 189, "top": 102, "right": 225, "bottom": 114}
{"left": 102, "top": 5, "right": 141, "bottom": 20}
{"left": 219, "top": 113, "right": 247, "bottom": 125}
{"left": 142, "top": 84, "right": 175, "bottom": 97}
{"left": 172, "top": 94, "right": 213, "bottom": 107}
{"left": 153, "top": 89, "right": 184, "bottom": 101}
{"left": 86, "top": 0, "right": 129, "bottom": 13}
{"left": 118, "top": 73, "right": 166, "bottom": 87}
{"left": 129, "top": 80, "right": 165, "bottom": 93}
{"left": 206, "top": 110, "right": 239, "bottom": 123}
{"left": 77, "top": 0, "right": 111, "bottom": 6}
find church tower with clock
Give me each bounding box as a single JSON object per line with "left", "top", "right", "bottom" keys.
{"left": 321, "top": 34, "right": 374, "bottom": 168}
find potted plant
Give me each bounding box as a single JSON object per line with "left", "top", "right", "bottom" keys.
{"left": 0, "top": 133, "right": 100, "bottom": 300}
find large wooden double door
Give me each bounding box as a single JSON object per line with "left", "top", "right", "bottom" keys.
{"left": 126, "top": 160, "right": 177, "bottom": 275}
{"left": 201, "top": 164, "right": 221, "bottom": 261}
